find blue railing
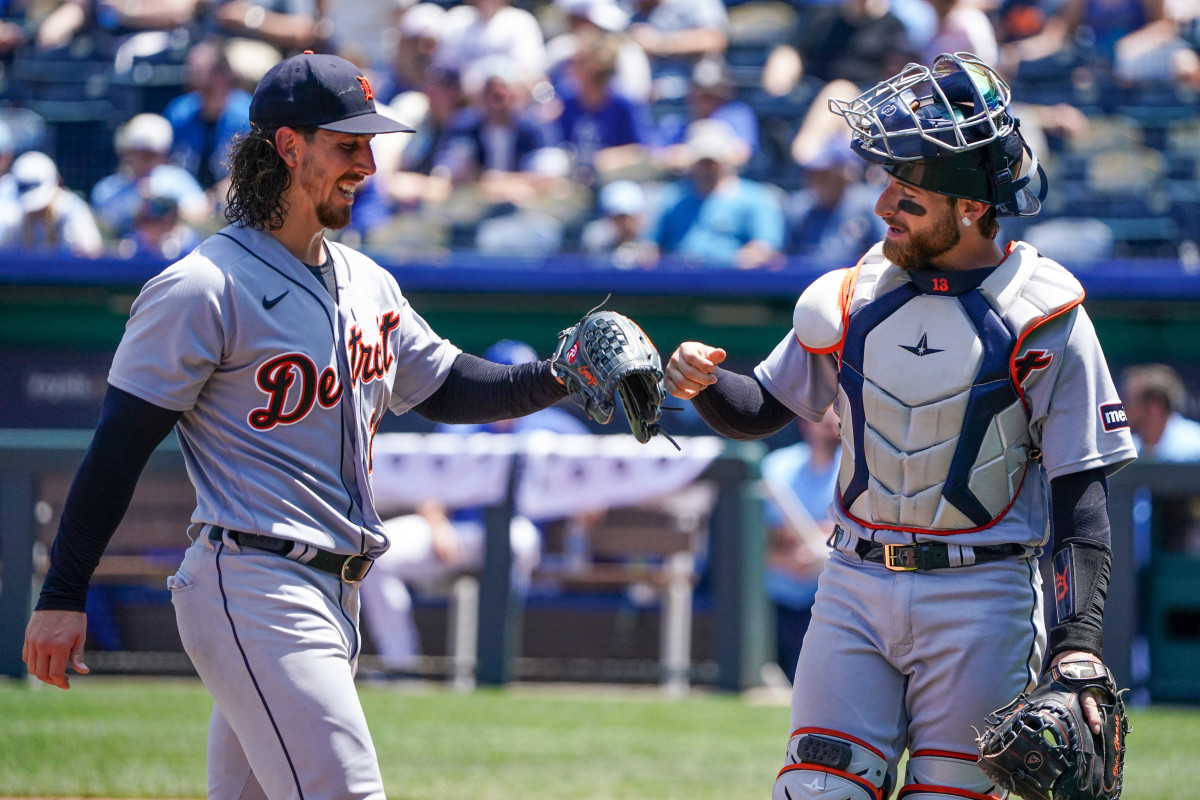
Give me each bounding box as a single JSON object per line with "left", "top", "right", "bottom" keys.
{"left": 3, "top": 251, "right": 1200, "bottom": 301}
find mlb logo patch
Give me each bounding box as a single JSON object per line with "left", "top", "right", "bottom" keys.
{"left": 1100, "top": 402, "right": 1129, "bottom": 432}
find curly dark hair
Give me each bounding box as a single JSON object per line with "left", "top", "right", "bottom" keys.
{"left": 224, "top": 125, "right": 315, "bottom": 230}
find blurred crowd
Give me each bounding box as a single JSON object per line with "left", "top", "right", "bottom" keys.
{"left": 2, "top": 0, "right": 1200, "bottom": 267}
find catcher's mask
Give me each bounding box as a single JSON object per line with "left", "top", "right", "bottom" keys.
{"left": 829, "top": 52, "right": 1047, "bottom": 217}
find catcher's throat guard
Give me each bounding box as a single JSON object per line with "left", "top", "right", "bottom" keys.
{"left": 551, "top": 304, "right": 673, "bottom": 446}
{"left": 976, "top": 660, "right": 1130, "bottom": 800}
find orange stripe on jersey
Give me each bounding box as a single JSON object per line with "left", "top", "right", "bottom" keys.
{"left": 776, "top": 764, "right": 882, "bottom": 800}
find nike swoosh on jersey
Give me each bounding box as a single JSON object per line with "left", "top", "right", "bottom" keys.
{"left": 263, "top": 291, "right": 289, "bottom": 309}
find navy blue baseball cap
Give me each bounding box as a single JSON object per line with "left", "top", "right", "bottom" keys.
{"left": 250, "top": 51, "right": 414, "bottom": 134}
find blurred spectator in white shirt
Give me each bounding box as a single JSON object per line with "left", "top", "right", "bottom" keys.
{"left": 2, "top": 151, "right": 103, "bottom": 258}
{"left": 433, "top": 0, "right": 548, "bottom": 86}
{"left": 923, "top": 0, "right": 998, "bottom": 66}
{"left": 372, "top": 2, "right": 447, "bottom": 102}
{"left": 90, "top": 113, "right": 212, "bottom": 241}
{"left": 546, "top": 0, "right": 652, "bottom": 102}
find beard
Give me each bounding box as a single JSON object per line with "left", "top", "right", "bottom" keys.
{"left": 315, "top": 199, "right": 352, "bottom": 231}
{"left": 298, "top": 161, "right": 354, "bottom": 230}
{"left": 882, "top": 201, "right": 961, "bottom": 271}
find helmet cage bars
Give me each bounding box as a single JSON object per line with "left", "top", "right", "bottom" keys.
{"left": 829, "top": 52, "right": 1047, "bottom": 217}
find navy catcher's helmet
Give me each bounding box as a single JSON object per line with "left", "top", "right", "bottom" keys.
{"left": 829, "top": 52, "right": 1047, "bottom": 217}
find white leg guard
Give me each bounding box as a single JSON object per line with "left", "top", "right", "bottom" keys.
{"left": 897, "top": 751, "right": 1008, "bottom": 799}
{"left": 773, "top": 729, "right": 890, "bottom": 800}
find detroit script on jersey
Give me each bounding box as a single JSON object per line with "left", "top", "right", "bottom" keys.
{"left": 247, "top": 312, "right": 402, "bottom": 431}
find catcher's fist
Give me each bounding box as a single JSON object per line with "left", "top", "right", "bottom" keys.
{"left": 666, "top": 342, "right": 726, "bottom": 400}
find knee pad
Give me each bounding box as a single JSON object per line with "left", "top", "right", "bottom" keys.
{"left": 897, "top": 751, "right": 1006, "bottom": 799}
{"left": 772, "top": 729, "right": 890, "bottom": 800}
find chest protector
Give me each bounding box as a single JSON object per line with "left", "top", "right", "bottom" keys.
{"left": 801, "top": 242, "right": 1084, "bottom": 534}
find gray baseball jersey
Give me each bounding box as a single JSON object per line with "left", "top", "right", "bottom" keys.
{"left": 111, "top": 223, "right": 461, "bottom": 800}
{"left": 759, "top": 241, "right": 1136, "bottom": 799}
{"left": 757, "top": 241, "right": 1136, "bottom": 550}
{"left": 110, "top": 224, "right": 459, "bottom": 558}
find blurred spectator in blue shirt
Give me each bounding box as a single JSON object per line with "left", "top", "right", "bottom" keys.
{"left": 761, "top": 410, "right": 840, "bottom": 683}
{"left": 646, "top": 118, "right": 785, "bottom": 269}
{"left": 435, "top": 56, "right": 560, "bottom": 187}
{"left": 582, "top": 178, "right": 656, "bottom": 268}
{"left": 433, "top": 55, "right": 584, "bottom": 242}
{"left": 555, "top": 30, "right": 657, "bottom": 187}
{"left": 163, "top": 39, "right": 252, "bottom": 191}
{"left": 91, "top": 113, "right": 211, "bottom": 241}
{"left": 1121, "top": 363, "right": 1200, "bottom": 462}
{"left": 656, "top": 55, "right": 758, "bottom": 174}
{"left": 1, "top": 150, "right": 102, "bottom": 257}
{"left": 785, "top": 134, "right": 887, "bottom": 264}
{"left": 114, "top": 194, "right": 202, "bottom": 260}
{"left": 623, "top": 0, "right": 728, "bottom": 101}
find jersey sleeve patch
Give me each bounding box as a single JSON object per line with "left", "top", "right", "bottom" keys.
{"left": 1100, "top": 402, "right": 1129, "bottom": 432}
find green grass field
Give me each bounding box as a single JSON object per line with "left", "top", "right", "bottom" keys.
{"left": 1, "top": 677, "right": 1198, "bottom": 800}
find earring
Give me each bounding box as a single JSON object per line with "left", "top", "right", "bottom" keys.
{"left": 962, "top": 216, "right": 972, "bottom": 227}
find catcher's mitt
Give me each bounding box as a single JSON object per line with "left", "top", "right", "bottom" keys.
{"left": 975, "top": 659, "right": 1130, "bottom": 800}
{"left": 551, "top": 306, "right": 669, "bottom": 445}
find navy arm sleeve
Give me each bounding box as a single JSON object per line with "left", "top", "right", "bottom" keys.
{"left": 413, "top": 353, "right": 569, "bottom": 424}
{"left": 36, "top": 386, "right": 182, "bottom": 612}
{"left": 1046, "top": 467, "right": 1111, "bottom": 659}
{"left": 690, "top": 367, "right": 797, "bottom": 440}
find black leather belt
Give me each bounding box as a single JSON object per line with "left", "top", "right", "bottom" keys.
{"left": 855, "top": 539, "right": 1026, "bottom": 571}
{"left": 209, "top": 526, "right": 373, "bottom": 583}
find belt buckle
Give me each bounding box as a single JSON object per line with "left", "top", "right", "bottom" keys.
{"left": 884, "top": 544, "right": 919, "bottom": 571}
{"left": 341, "top": 556, "right": 373, "bottom": 583}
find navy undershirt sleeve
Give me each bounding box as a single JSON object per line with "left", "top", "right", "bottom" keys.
{"left": 690, "top": 367, "right": 797, "bottom": 440}
{"left": 1047, "top": 467, "right": 1112, "bottom": 658}
{"left": 36, "top": 386, "right": 182, "bottom": 612}
{"left": 413, "top": 353, "right": 569, "bottom": 424}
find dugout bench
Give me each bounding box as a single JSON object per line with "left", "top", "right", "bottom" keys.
{"left": 0, "top": 430, "right": 771, "bottom": 692}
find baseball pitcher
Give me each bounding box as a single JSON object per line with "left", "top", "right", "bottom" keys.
{"left": 22, "top": 51, "right": 660, "bottom": 800}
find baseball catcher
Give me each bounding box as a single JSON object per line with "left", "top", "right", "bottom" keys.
{"left": 662, "top": 51, "right": 1139, "bottom": 800}
{"left": 551, "top": 301, "right": 671, "bottom": 445}
{"left": 976, "top": 659, "right": 1130, "bottom": 800}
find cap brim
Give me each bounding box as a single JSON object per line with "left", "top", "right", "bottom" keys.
{"left": 318, "top": 112, "right": 415, "bottom": 134}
